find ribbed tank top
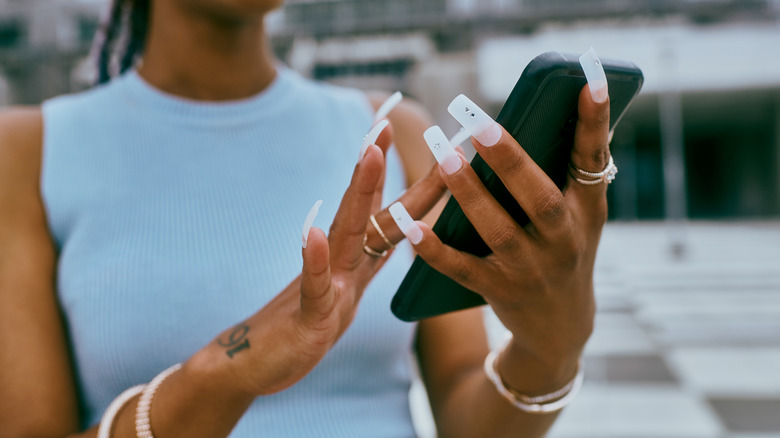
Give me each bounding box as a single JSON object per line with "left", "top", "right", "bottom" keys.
{"left": 41, "top": 68, "right": 418, "bottom": 437}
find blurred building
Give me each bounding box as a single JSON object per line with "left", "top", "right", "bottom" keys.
{"left": 1, "top": 0, "right": 779, "bottom": 220}
{"left": 273, "top": 0, "right": 780, "bottom": 221}
{"left": 0, "top": 0, "right": 100, "bottom": 104}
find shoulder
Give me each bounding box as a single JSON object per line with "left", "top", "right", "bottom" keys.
{"left": 0, "top": 107, "right": 44, "bottom": 194}
{"left": 0, "top": 106, "right": 51, "bottom": 252}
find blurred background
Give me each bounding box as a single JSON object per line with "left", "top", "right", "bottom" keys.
{"left": 2, "top": 0, "right": 779, "bottom": 436}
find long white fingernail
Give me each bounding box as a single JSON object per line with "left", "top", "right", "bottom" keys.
{"left": 389, "top": 202, "right": 423, "bottom": 245}
{"left": 373, "top": 91, "right": 402, "bottom": 123}
{"left": 449, "top": 128, "right": 471, "bottom": 148}
{"left": 423, "top": 126, "right": 462, "bottom": 175}
{"left": 580, "top": 47, "right": 608, "bottom": 104}
{"left": 447, "top": 94, "right": 502, "bottom": 147}
{"left": 359, "top": 119, "right": 389, "bottom": 161}
{"left": 302, "top": 200, "right": 323, "bottom": 249}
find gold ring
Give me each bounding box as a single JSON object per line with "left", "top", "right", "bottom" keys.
{"left": 362, "top": 235, "right": 388, "bottom": 258}
{"left": 370, "top": 214, "right": 396, "bottom": 249}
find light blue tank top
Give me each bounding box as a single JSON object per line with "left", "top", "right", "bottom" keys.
{"left": 41, "top": 68, "right": 418, "bottom": 437}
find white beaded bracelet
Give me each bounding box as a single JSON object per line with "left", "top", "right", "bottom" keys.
{"left": 484, "top": 340, "right": 584, "bottom": 414}
{"left": 97, "top": 384, "right": 145, "bottom": 438}
{"left": 135, "top": 363, "right": 182, "bottom": 438}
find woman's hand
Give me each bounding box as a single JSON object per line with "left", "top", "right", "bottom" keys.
{"left": 391, "top": 84, "right": 611, "bottom": 394}
{"left": 193, "top": 120, "right": 446, "bottom": 398}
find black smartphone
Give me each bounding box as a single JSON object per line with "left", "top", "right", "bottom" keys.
{"left": 391, "top": 51, "right": 644, "bottom": 322}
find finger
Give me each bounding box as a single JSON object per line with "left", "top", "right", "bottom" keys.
{"left": 571, "top": 49, "right": 611, "bottom": 174}
{"left": 365, "top": 162, "right": 447, "bottom": 251}
{"left": 388, "top": 205, "right": 493, "bottom": 294}
{"left": 567, "top": 48, "right": 612, "bottom": 227}
{"left": 370, "top": 120, "right": 394, "bottom": 213}
{"left": 358, "top": 120, "right": 390, "bottom": 161}
{"left": 374, "top": 118, "right": 395, "bottom": 155}
{"left": 447, "top": 95, "right": 573, "bottom": 240}
{"left": 300, "top": 224, "right": 335, "bottom": 326}
{"left": 329, "top": 143, "right": 385, "bottom": 271}
{"left": 373, "top": 91, "right": 403, "bottom": 123}
{"left": 422, "top": 126, "right": 530, "bottom": 256}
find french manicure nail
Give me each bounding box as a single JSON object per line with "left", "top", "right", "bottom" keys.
{"left": 359, "top": 119, "right": 389, "bottom": 161}
{"left": 447, "top": 94, "right": 502, "bottom": 147}
{"left": 423, "top": 126, "right": 462, "bottom": 175}
{"left": 389, "top": 202, "right": 423, "bottom": 245}
{"left": 302, "top": 200, "right": 323, "bottom": 249}
{"left": 373, "top": 91, "right": 402, "bottom": 123}
{"left": 580, "top": 47, "right": 609, "bottom": 104}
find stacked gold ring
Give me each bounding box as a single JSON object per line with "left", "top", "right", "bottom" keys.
{"left": 363, "top": 214, "right": 394, "bottom": 258}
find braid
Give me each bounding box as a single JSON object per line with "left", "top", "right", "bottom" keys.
{"left": 94, "top": 0, "right": 124, "bottom": 84}
{"left": 93, "top": 0, "right": 151, "bottom": 85}
{"left": 120, "top": 0, "right": 151, "bottom": 74}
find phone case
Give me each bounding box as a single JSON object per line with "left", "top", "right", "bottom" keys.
{"left": 391, "top": 51, "right": 644, "bottom": 321}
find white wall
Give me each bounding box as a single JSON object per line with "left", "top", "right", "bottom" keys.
{"left": 477, "top": 22, "right": 780, "bottom": 102}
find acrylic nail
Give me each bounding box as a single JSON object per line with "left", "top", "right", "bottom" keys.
{"left": 389, "top": 202, "right": 423, "bottom": 245}
{"left": 447, "top": 94, "right": 502, "bottom": 147}
{"left": 579, "top": 47, "right": 609, "bottom": 104}
{"left": 423, "top": 126, "right": 462, "bottom": 175}
{"left": 359, "top": 119, "right": 389, "bottom": 161}
{"left": 373, "top": 91, "right": 402, "bottom": 123}
{"left": 302, "top": 200, "right": 323, "bottom": 249}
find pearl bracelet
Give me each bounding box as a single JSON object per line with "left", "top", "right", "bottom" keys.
{"left": 97, "top": 384, "right": 146, "bottom": 438}
{"left": 135, "top": 363, "right": 182, "bottom": 438}
{"left": 483, "top": 339, "right": 584, "bottom": 414}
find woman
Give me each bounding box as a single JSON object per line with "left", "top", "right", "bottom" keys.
{"left": 0, "top": 0, "right": 612, "bottom": 437}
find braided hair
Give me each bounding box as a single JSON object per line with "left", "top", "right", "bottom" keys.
{"left": 93, "top": 0, "right": 151, "bottom": 84}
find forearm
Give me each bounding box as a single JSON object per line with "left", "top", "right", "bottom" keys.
{"left": 71, "top": 331, "right": 258, "bottom": 438}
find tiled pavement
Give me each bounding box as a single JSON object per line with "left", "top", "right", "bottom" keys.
{"left": 411, "top": 221, "right": 780, "bottom": 437}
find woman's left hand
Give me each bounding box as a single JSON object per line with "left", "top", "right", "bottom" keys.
{"left": 397, "top": 85, "right": 611, "bottom": 393}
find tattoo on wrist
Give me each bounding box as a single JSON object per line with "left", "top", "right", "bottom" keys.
{"left": 218, "top": 323, "right": 250, "bottom": 359}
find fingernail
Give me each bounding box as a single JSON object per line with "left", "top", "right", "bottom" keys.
{"left": 423, "top": 126, "right": 462, "bottom": 175}
{"left": 359, "top": 119, "right": 389, "bottom": 161}
{"left": 447, "top": 94, "right": 502, "bottom": 147}
{"left": 389, "top": 202, "right": 423, "bottom": 245}
{"left": 302, "top": 200, "right": 323, "bottom": 249}
{"left": 448, "top": 128, "right": 471, "bottom": 148}
{"left": 580, "top": 47, "right": 608, "bottom": 104}
{"left": 373, "top": 91, "right": 402, "bottom": 123}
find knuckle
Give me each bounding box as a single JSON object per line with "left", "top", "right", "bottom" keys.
{"left": 535, "top": 191, "right": 568, "bottom": 226}
{"left": 454, "top": 185, "right": 483, "bottom": 211}
{"left": 572, "top": 148, "right": 609, "bottom": 174}
{"left": 590, "top": 148, "right": 610, "bottom": 170}
{"left": 488, "top": 225, "right": 521, "bottom": 253}
{"left": 450, "top": 259, "right": 473, "bottom": 285}
{"left": 498, "top": 150, "right": 528, "bottom": 177}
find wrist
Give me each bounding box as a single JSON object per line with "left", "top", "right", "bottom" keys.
{"left": 497, "top": 338, "right": 581, "bottom": 398}
{"left": 186, "top": 344, "right": 257, "bottom": 403}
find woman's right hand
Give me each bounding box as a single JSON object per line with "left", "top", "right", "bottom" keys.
{"left": 193, "top": 121, "right": 446, "bottom": 397}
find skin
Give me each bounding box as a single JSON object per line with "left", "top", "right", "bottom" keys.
{"left": 0, "top": 0, "right": 611, "bottom": 437}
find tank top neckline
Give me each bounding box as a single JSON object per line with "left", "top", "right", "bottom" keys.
{"left": 117, "top": 66, "right": 297, "bottom": 124}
